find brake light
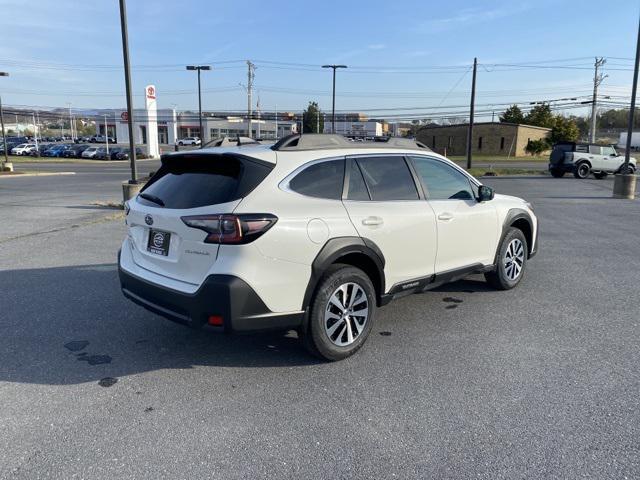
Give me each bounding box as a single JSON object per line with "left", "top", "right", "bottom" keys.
{"left": 181, "top": 214, "right": 277, "bottom": 244}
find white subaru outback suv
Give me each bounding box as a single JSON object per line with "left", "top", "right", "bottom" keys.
{"left": 119, "top": 134, "right": 538, "bottom": 361}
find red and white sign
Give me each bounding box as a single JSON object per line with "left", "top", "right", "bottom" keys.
{"left": 146, "top": 86, "right": 156, "bottom": 100}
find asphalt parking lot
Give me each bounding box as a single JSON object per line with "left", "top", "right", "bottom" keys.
{"left": 1, "top": 164, "right": 639, "bottom": 479}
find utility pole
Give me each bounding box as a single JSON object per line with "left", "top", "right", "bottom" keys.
{"left": 256, "top": 94, "right": 261, "bottom": 139}
{"left": 316, "top": 107, "right": 319, "bottom": 133}
{"left": 466, "top": 57, "right": 477, "bottom": 170}
{"left": 322, "top": 64, "right": 347, "bottom": 133}
{"left": 118, "top": 0, "right": 137, "bottom": 184}
{"left": 275, "top": 104, "right": 278, "bottom": 139}
{"left": 0, "top": 71, "right": 8, "bottom": 169}
{"left": 590, "top": 57, "right": 607, "bottom": 143}
{"left": 247, "top": 60, "right": 255, "bottom": 138}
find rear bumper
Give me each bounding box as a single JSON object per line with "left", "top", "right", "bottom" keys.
{"left": 118, "top": 258, "right": 304, "bottom": 333}
{"left": 548, "top": 163, "right": 575, "bottom": 173}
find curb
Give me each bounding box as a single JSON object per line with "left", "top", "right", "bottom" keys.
{"left": 0, "top": 172, "right": 76, "bottom": 179}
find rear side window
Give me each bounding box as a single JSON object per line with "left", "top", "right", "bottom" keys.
{"left": 589, "top": 145, "right": 602, "bottom": 155}
{"left": 288, "top": 159, "right": 344, "bottom": 199}
{"left": 139, "top": 154, "right": 273, "bottom": 209}
{"left": 354, "top": 156, "right": 419, "bottom": 201}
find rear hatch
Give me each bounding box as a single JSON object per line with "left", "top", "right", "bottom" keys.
{"left": 126, "top": 152, "right": 274, "bottom": 286}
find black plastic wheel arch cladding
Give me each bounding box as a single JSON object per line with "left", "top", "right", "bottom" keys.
{"left": 302, "top": 237, "right": 386, "bottom": 310}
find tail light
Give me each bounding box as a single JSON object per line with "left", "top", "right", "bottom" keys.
{"left": 181, "top": 214, "right": 277, "bottom": 244}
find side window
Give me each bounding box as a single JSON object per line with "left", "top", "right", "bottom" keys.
{"left": 354, "top": 156, "right": 419, "bottom": 201}
{"left": 601, "top": 146, "right": 616, "bottom": 156}
{"left": 410, "top": 156, "right": 475, "bottom": 201}
{"left": 575, "top": 144, "right": 589, "bottom": 153}
{"left": 288, "top": 159, "right": 344, "bottom": 199}
{"left": 589, "top": 145, "right": 602, "bottom": 155}
{"left": 346, "top": 160, "right": 370, "bottom": 200}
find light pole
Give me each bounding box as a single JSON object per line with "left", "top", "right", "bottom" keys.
{"left": 118, "top": 0, "right": 137, "bottom": 185}
{"left": 0, "top": 72, "right": 8, "bottom": 169}
{"left": 322, "top": 64, "right": 347, "bottom": 134}
{"left": 186, "top": 65, "right": 211, "bottom": 147}
{"left": 613, "top": 12, "right": 640, "bottom": 199}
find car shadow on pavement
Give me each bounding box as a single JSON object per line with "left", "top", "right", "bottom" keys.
{"left": 0, "top": 263, "right": 321, "bottom": 386}
{"left": 431, "top": 277, "right": 493, "bottom": 294}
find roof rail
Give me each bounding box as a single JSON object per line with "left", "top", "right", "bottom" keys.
{"left": 271, "top": 133, "right": 431, "bottom": 151}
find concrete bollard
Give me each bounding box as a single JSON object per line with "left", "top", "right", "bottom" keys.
{"left": 122, "top": 181, "right": 143, "bottom": 203}
{"left": 2, "top": 162, "right": 14, "bottom": 172}
{"left": 612, "top": 174, "right": 637, "bottom": 200}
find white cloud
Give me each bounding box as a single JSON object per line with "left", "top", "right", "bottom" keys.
{"left": 415, "top": 3, "right": 531, "bottom": 33}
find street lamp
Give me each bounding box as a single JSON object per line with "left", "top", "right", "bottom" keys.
{"left": 118, "top": 0, "right": 138, "bottom": 187}
{"left": 186, "top": 65, "right": 211, "bottom": 147}
{"left": 322, "top": 64, "right": 347, "bottom": 134}
{"left": 0, "top": 72, "right": 8, "bottom": 169}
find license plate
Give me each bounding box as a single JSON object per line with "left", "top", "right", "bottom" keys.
{"left": 147, "top": 229, "right": 171, "bottom": 256}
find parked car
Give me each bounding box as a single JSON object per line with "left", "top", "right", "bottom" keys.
{"left": 108, "top": 147, "right": 124, "bottom": 159}
{"left": 62, "top": 144, "right": 90, "bottom": 158}
{"left": 81, "top": 146, "right": 100, "bottom": 159}
{"left": 10, "top": 143, "right": 38, "bottom": 156}
{"left": 119, "top": 134, "right": 539, "bottom": 361}
{"left": 176, "top": 137, "right": 201, "bottom": 146}
{"left": 42, "top": 144, "right": 72, "bottom": 157}
{"left": 115, "top": 147, "right": 147, "bottom": 160}
{"left": 549, "top": 142, "right": 637, "bottom": 179}
{"left": 90, "top": 135, "right": 116, "bottom": 143}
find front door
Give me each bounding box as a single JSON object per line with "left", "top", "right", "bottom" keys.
{"left": 342, "top": 155, "right": 437, "bottom": 290}
{"left": 409, "top": 156, "right": 499, "bottom": 273}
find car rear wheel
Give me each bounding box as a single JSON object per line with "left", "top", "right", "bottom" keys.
{"left": 485, "top": 228, "right": 528, "bottom": 290}
{"left": 550, "top": 169, "right": 565, "bottom": 178}
{"left": 300, "top": 264, "right": 375, "bottom": 361}
{"left": 573, "top": 162, "right": 591, "bottom": 179}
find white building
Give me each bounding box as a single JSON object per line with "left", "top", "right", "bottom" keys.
{"left": 323, "top": 120, "right": 383, "bottom": 138}
{"left": 178, "top": 116, "right": 298, "bottom": 143}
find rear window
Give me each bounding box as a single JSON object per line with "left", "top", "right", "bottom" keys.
{"left": 139, "top": 154, "right": 273, "bottom": 209}
{"left": 288, "top": 159, "right": 344, "bottom": 199}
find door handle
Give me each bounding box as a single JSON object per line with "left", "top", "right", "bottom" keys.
{"left": 362, "top": 216, "right": 383, "bottom": 226}
{"left": 438, "top": 212, "right": 454, "bottom": 221}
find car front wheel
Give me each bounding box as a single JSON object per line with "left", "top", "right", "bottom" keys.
{"left": 301, "top": 264, "right": 376, "bottom": 361}
{"left": 485, "top": 228, "right": 528, "bottom": 290}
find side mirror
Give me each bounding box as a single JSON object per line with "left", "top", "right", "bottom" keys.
{"left": 478, "top": 185, "right": 494, "bottom": 202}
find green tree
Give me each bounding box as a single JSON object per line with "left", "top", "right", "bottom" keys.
{"left": 525, "top": 139, "right": 548, "bottom": 156}
{"left": 303, "top": 101, "right": 324, "bottom": 133}
{"left": 549, "top": 116, "right": 579, "bottom": 144}
{"left": 525, "top": 103, "right": 554, "bottom": 128}
{"left": 499, "top": 104, "right": 525, "bottom": 124}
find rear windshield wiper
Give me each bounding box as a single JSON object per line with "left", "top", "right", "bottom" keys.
{"left": 138, "top": 192, "right": 165, "bottom": 207}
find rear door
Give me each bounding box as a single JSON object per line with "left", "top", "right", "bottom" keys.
{"left": 588, "top": 145, "right": 606, "bottom": 170}
{"left": 126, "top": 153, "right": 273, "bottom": 286}
{"left": 342, "top": 155, "right": 437, "bottom": 289}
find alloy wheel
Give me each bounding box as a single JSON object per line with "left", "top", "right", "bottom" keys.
{"left": 324, "top": 282, "right": 369, "bottom": 347}
{"left": 503, "top": 238, "right": 525, "bottom": 281}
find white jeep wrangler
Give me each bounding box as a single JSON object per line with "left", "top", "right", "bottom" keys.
{"left": 549, "top": 142, "right": 637, "bottom": 179}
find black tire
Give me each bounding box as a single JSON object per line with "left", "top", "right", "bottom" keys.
{"left": 573, "top": 162, "right": 591, "bottom": 179}
{"left": 178, "top": 141, "right": 184, "bottom": 146}
{"left": 594, "top": 172, "right": 608, "bottom": 179}
{"left": 550, "top": 169, "right": 565, "bottom": 178}
{"left": 485, "top": 227, "right": 528, "bottom": 290}
{"left": 300, "top": 264, "right": 376, "bottom": 361}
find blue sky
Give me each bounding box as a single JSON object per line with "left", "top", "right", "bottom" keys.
{"left": 0, "top": 0, "right": 638, "bottom": 120}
